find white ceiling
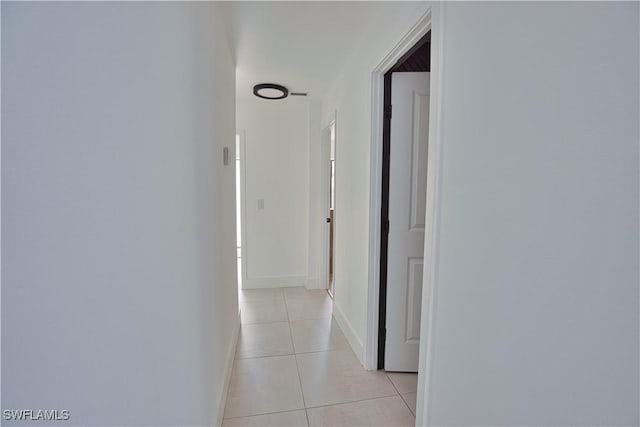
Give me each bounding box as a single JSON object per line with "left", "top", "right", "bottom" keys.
{"left": 222, "top": 1, "right": 410, "bottom": 101}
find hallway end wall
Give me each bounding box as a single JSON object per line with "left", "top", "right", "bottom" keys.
{"left": 237, "top": 99, "right": 310, "bottom": 289}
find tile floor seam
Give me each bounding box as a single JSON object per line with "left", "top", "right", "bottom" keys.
{"left": 303, "top": 392, "right": 402, "bottom": 410}
{"left": 292, "top": 348, "right": 346, "bottom": 356}
{"left": 222, "top": 408, "right": 305, "bottom": 421}
{"left": 284, "top": 295, "right": 311, "bottom": 426}
{"left": 399, "top": 392, "right": 416, "bottom": 417}
{"left": 297, "top": 354, "right": 311, "bottom": 427}
{"left": 283, "top": 292, "right": 291, "bottom": 323}
{"left": 235, "top": 352, "right": 295, "bottom": 361}
{"left": 385, "top": 371, "right": 402, "bottom": 394}
{"left": 385, "top": 372, "right": 416, "bottom": 416}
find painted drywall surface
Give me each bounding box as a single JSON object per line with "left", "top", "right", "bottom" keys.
{"left": 2, "top": 3, "right": 238, "bottom": 425}
{"left": 321, "top": 2, "right": 430, "bottom": 360}
{"left": 237, "top": 99, "right": 309, "bottom": 287}
{"left": 307, "top": 100, "right": 325, "bottom": 289}
{"left": 425, "top": 2, "right": 639, "bottom": 425}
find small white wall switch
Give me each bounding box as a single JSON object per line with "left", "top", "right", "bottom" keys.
{"left": 257, "top": 199, "right": 264, "bottom": 210}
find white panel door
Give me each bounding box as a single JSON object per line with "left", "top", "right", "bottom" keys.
{"left": 385, "top": 72, "right": 430, "bottom": 372}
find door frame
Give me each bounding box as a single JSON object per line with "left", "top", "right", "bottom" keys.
{"left": 364, "top": 4, "right": 443, "bottom": 425}
{"left": 236, "top": 129, "right": 248, "bottom": 290}
{"left": 377, "top": 36, "right": 431, "bottom": 371}
{"left": 320, "top": 113, "right": 337, "bottom": 297}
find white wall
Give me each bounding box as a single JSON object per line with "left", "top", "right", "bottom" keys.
{"left": 306, "top": 100, "right": 325, "bottom": 290}
{"left": 237, "top": 99, "right": 309, "bottom": 288}
{"left": 421, "top": 2, "right": 639, "bottom": 425}
{"left": 2, "top": 3, "right": 238, "bottom": 425}
{"left": 321, "top": 1, "right": 430, "bottom": 361}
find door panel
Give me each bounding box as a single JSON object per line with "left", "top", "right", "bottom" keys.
{"left": 410, "top": 93, "right": 430, "bottom": 231}
{"left": 405, "top": 257, "right": 424, "bottom": 343}
{"left": 385, "top": 72, "right": 430, "bottom": 372}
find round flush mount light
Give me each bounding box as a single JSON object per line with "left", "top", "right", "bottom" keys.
{"left": 253, "top": 83, "right": 289, "bottom": 100}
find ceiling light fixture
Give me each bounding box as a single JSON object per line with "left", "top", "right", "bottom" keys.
{"left": 253, "top": 83, "right": 288, "bottom": 100}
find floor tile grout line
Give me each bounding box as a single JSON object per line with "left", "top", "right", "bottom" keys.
{"left": 385, "top": 371, "right": 402, "bottom": 394}
{"left": 235, "top": 352, "right": 296, "bottom": 361}
{"left": 284, "top": 294, "right": 291, "bottom": 323}
{"left": 284, "top": 293, "right": 312, "bottom": 426}
{"left": 384, "top": 371, "right": 420, "bottom": 395}
{"left": 293, "top": 347, "right": 349, "bottom": 356}
{"left": 222, "top": 408, "right": 306, "bottom": 421}
{"left": 304, "top": 392, "right": 402, "bottom": 410}
{"left": 237, "top": 320, "right": 290, "bottom": 327}
{"left": 398, "top": 392, "right": 416, "bottom": 417}
{"left": 296, "top": 354, "right": 311, "bottom": 426}
{"left": 234, "top": 324, "right": 292, "bottom": 358}
{"left": 385, "top": 371, "right": 416, "bottom": 416}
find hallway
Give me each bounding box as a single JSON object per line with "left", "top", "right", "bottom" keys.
{"left": 223, "top": 288, "right": 417, "bottom": 426}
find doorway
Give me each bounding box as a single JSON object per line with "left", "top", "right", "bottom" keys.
{"left": 378, "top": 33, "right": 431, "bottom": 371}
{"left": 235, "top": 130, "right": 246, "bottom": 291}
{"left": 326, "top": 120, "right": 336, "bottom": 298}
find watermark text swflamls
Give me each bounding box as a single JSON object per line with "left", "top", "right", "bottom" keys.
{"left": 3, "top": 409, "right": 70, "bottom": 422}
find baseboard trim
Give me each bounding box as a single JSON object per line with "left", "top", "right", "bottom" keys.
{"left": 243, "top": 275, "right": 306, "bottom": 289}
{"left": 333, "top": 302, "right": 365, "bottom": 366}
{"left": 214, "top": 310, "right": 240, "bottom": 426}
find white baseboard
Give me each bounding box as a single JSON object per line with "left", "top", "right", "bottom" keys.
{"left": 242, "top": 275, "right": 306, "bottom": 289}
{"left": 333, "top": 302, "right": 365, "bottom": 366}
{"left": 214, "top": 310, "right": 240, "bottom": 427}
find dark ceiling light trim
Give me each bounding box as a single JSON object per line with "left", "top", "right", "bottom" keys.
{"left": 253, "top": 83, "right": 288, "bottom": 100}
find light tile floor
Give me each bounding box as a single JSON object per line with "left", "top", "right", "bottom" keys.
{"left": 224, "top": 288, "right": 417, "bottom": 427}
